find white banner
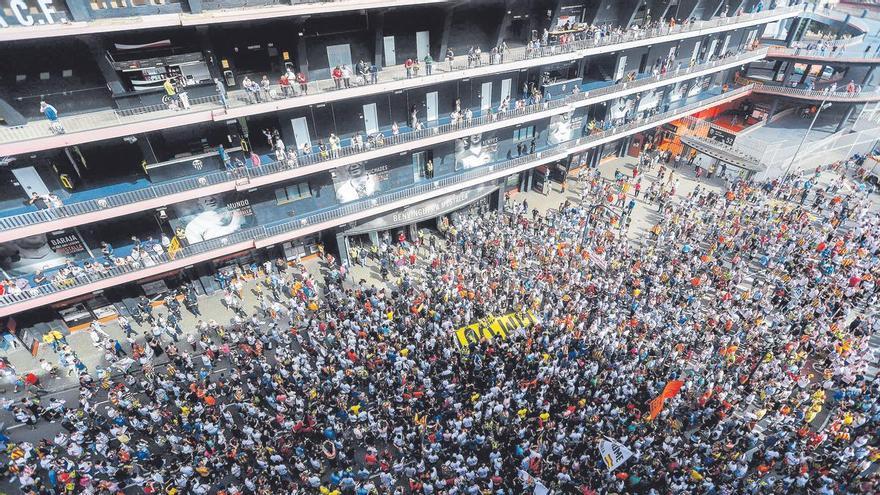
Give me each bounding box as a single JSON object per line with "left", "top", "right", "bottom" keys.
{"left": 599, "top": 438, "right": 634, "bottom": 471}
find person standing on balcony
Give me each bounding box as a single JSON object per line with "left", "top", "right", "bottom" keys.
{"left": 39, "top": 101, "right": 63, "bottom": 132}
{"left": 279, "top": 72, "right": 291, "bottom": 97}
{"left": 296, "top": 71, "right": 308, "bottom": 94}
{"left": 445, "top": 47, "right": 454, "bottom": 71}
{"left": 331, "top": 66, "right": 343, "bottom": 89}
{"left": 260, "top": 75, "right": 271, "bottom": 100}
{"left": 424, "top": 54, "right": 433, "bottom": 76}
{"left": 370, "top": 62, "right": 378, "bottom": 84}
{"left": 341, "top": 65, "right": 352, "bottom": 88}
{"left": 405, "top": 58, "right": 414, "bottom": 78}
{"left": 214, "top": 78, "right": 229, "bottom": 109}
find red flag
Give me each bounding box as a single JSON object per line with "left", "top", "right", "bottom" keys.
{"left": 646, "top": 380, "right": 684, "bottom": 421}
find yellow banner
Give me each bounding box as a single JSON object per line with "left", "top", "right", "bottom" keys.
{"left": 453, "top": 311, "right": 537, "bottom": 349}
{"left": 167, "top": 236, "right": 182, "bottom": 260}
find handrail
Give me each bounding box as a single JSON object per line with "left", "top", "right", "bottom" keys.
{"left": 0, "top": 86, "right": 754, "bottom": 311}
{"left": 678, "top": 115, "right": 763, "bottom": 163}
{"left": 766, "top": 44, "right": 880, "bottom": 62}
{"left": 791, "top": 34, "right": 865, "bottom": 49}
{"left": 0, "top": 3, "right": 802, "bottom": 150}
{"left": 0, "top": 49, "right": 765, "bottom": 235}
{"left": 736, "top": 75, "right": 880, "bottom": 101}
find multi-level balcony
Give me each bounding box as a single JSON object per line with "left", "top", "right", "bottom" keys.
{"left": 0, "top": 49, "right": 766, "bottom": 242}
{"left": 0, "top": 4, "right": 802, "bottom": 156}
{"left": 0, "top": 84, "right": 754, "bottom": 316}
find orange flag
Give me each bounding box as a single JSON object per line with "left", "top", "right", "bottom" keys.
{"left": 646, "top": 380, "right": 684, "bottom": 421}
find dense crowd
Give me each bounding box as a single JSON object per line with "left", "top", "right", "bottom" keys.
{"left": 1, "top": 147, "right": 879, "bottom": 494}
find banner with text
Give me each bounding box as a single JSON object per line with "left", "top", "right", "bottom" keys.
{"left": 453, "top": 311, "right": 537, "bottom": 349}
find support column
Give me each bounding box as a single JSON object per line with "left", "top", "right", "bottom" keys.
{"left": 82, "top": 35, "right": 137, "bottom": 109}
{"left": 0, "top": 97, "right": 26, "bottom": 126}
{"left": 64, "top": 0, "right": 92, "bottom": 21}
{"left": 195, "top": 26, "right": 222, "bottom": 81}
{"left": 186, "top": 0, "right": 203, "bottom": 14}
{"left": 862, "top": 66, "right": 876, "bottom": 86}
{"left": 373, "top": 12, "right": 385, "bottom": 68}
{"left": 771, "top": 60, "right": 784, "bottom": 80}
{"left": 438, "top": 6, "right": 455, "bottom": 64}
{"left": 798, "top": 64, "right": 813, "bottom": 85}
{"left": 295, "top": 20, "right": 309, "bottom": 77}
{"left": 495, "top": 0, "right": 515, "bottom": 46}
{"left": 767, "top": 98, "right": 779, "bottom": 121}
{"left": 781, "top": 61, "right": 795, "bottom": 84}
{"left": 799, "top": 19, "right": 811, "bottom": 42}
{"left": 137, "top": 135, "right": 159, "bottom": 167}
{"left": 784, "top": 18, "right": 802, "bottom": 46}
{"left": 836, "top": 106, "right": 855, "bottom": 133}
{"left": 335, "top": 232, "right": 350, "bottom": 267}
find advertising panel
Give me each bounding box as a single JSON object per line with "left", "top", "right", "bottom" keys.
{"left": 169, "top": 193, "right": 256, "bottom": 243}
{"left": 548, "top": 110, "right": 581, "bottom": 145}
{"left": 455, "top": 133, "right": 500, "bottom": 171}
{"left": 331, "top": 161, "right": 391, "bottom": 203}
{"left": 0, "top": 230, "right": 90, "bottom": 277}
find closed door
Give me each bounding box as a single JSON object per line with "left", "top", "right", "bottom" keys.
{"left": 426, "top": 91, "right": 438, "bottom": 122}
{"left": 383, "top": 36, "right": 396, "bottom": 67}
{"left": 12, "top": 166, "right": 51, "bottom": 197}
{"left": 480, "top": 82, "right": 492, "bottom": 111}
{"left": 416, "top": 31, "right": 430, "bottom": 61}
{"left": 327, "top": 44, "right": 353, "bottom": 72}
{"left": 363, "top": 103, "right": 379, "bottom": 134}
{"left": 500, "top": 79, "right": 511, "bottom": 103}
{"left": 290, "top": 117, "right": 311, "bottom": 149}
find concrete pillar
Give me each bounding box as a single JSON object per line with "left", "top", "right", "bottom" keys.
{"left": 81, "top": 35, "right": 136, "bottom": 109}
{"left": 767, "top": 98, "right": 779, "bottom": 121}
{"left": 784, "top": 18, "right": 801, "bottom": 46}
{"left": 836, "top": 105, "right": 855, "bottom": 133}
{"left": 781, "top": 61, "right": 795, "bottom": 84}
{"left": 373, "top": 12, "right": 385, "bottom": 68}
{"left": 0, "top": 97, "right": 25, "bottom": 126}
{"left": 187, "top": 0, "right": 203, "bottom": 14}
{"left": 64, "top": 0, "right": 92, "bottom": 21}
{"left": 798, "top": 64, "right": 813, "bottom": 85}
{"left": 862, "top": 66, "right": 876, "bottom": 86}
{"left": 771, "top": 60, "right": 784, "bottom": 80}
{"left": 496, "top": 0, "right": 515, "bottom": 46}
{"left": 438, "top": 6, "right": 455, "bottom": 64}
{"left": 335, "top": 232, "right": 350, "bottom": 266}
{"left": 137, "top": 135, "right": 159, "bottom": 167}
{"left": 525, "top": 169, "right": 534, "bottom": 191}
{"left": 800, "top": 19, "right": 811, "bottom": 41}
{"left": 195, "top": 26, "right": 222, "bottom": 81}
{"left": 295, "top": 21, "right": 309, "bottom": 77}
{"left": 496, "top": 185, "right": 505, "bottom": 211}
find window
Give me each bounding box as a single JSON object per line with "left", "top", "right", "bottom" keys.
{"left": 15, "top": 75, "right": 26, "bottom": 82}
{"left": 62, "top": 70, "right": 73, "bottom": 78}
{"left": 513, "top": 126, "right": 535, "bottom": 141}
{"left": 275, "top": 183, "right": 311, "bottom": 204}
{"left": 40, "top": 72, "right": 50, "bottom": 80}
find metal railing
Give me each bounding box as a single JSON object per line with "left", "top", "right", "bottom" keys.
{"left": 791, "top": 33, "right": 866, "bottom": 49}
{"left": 766, "top": 44, "right": 880, "bottom": 61}
{"left": 736, "top": 76, "right": 880, "bottom": 101}
{"left": 0, "top": 85, "right": 754, "bottom": 310}
{"left": 0, "top": 4, "right": 801, "bottom": 148}
{"left": 0, "top": 50, "right": 764, "bottom": 234}
{"left": 677, "top": 115, "right": 763, "bottom": 164}
{"left": 0, "top": 170, "right": 232, "bottom": 230}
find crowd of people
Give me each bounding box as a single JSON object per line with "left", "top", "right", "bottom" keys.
{"left": 0, "top": 139, "right": 878, "bottom": 493}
